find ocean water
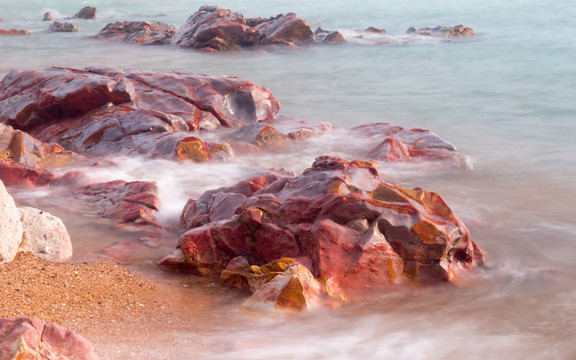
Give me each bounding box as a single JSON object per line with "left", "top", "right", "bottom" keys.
{"left": 1, "top": 0, "right": 576, "bottom": 359}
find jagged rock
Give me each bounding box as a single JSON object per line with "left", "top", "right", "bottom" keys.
{"left": 0, "top": 161, "right": 57, "bottom": 188}
{"left": 162, "top": 156, "right": 484, "bottom": 301}
{"left": 0, "top": 67, "right": 279, "bottom": 160}
{"left": 0, "top": 317, "right": 99, "bottom": 360}
{"left": 172, "top": 5, "right": 313, "bottom": 51}
{"left": 18, "top": 207, "right": 72, "bottom": 262}
{"left": 49, "top": 21, "right": 78, "bottom": 32}
{"left": 407, "top": 24, "right": 475, "bottom": 38}
{"left": 95, "top": 21, "right": 177, "bottom": 45}
{"left": 72, "top": 6, "right": 97, "bottom": 20}
{"left": 0, "top": 123, "right": 65, "bottom": 166}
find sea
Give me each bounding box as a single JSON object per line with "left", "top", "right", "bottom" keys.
{"left": 1, "top": 0, "right": 576, "bottom": 359}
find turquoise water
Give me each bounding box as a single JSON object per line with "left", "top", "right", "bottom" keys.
{"left": 2, "top": 1, "right": 576, "bottom": 359}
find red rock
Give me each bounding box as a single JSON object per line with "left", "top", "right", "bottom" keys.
{"left": 407, "top": 25, "right": 475, "bottom": 38}
{"left": 0, "top": 29, "right": 30, "bottom": 36}
{"left": 0, "top": 317, "right": 98, "bottom": 360}
{"left": 172, "top": 5, "right": 314, "bottom": 51}
{"left": 76, "top": 180, "right": 161, "bottom": 226}
{"left": 0, "top": 123, "right": 66, "bottom": 165}
{"left": 350, "top": 122, "right": 472, "bottom": 169}
{"left": 72, "top": 6, "right": 97, "bottom": 20}
{"left": 0, "top": 67, "right": 280, "bottom": 161}
{"left": 0, "top": 161, "right": 57, "bottom": 188}
{"left": 162, "top": 156, "right": 484, "bottom": 302}
{"left": 95, "top": 21, "right": 177, "bottom": 45}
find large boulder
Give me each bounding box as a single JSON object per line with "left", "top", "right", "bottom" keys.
{"left": 49, "top": 21, "right": 78, "bottom": 32}
{"left": 0, "top": 67, "right": 280, "bottom": 160}
{"left": 161, "top": 156, "right": 484, "bottom": 301}
{"left": 18, "top": 206, "right": 72, "bottom": 262}
{"left": 0, "top": 317, "right": 99, "bottom": 360}
{"left": 172, "top": 5, "right": 314, "bottom": 51}
{"left": 72, "top": 6, "right": 97, "bottom": 20}
{"left": 0, "top": 180, "right": 23, "bottom": 262}
{"left": 95, "top": 21, "right": 177, "bottom": 45}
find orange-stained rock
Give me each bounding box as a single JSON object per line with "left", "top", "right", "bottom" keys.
{"left": 0, "top": 161, "right": 57, "bottom": 188}
{"left": 0, "top": 29, "right": 30, "bottom": 36}
{"left": 162, "top": 156, "right": 485, "bottom": 303}
{"left": 95, "top": 21, "right": 177, "bottom": 45}
{"left": 49, "top": 21, "right": 78, "bottom": 32}
{"left": 0, "top": 317, "right": 99, "bottom": 360}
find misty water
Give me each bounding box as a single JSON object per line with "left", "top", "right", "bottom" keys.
{"left": 1, "top": 0, "right": 576, "bottom": 359}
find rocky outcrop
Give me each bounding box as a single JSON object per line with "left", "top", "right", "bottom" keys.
{"left": 0, "top": 123, "right": 66, "bottom": 166}
{"left": 72, "top": 6, "right": 97, "bottom": 20}
{"left": 49, "top": 21, "right": 78, "bottom": 32}
{"left": 171, "top": 5, "right": 314, "bottom": 51}
{"left": 0, "top": 317, "right": 99, "bottom": 360}
{"left": 95, "top": 21, "right": 177, "bottom": 45}
{"left": 160, "top": 156, "right": 485, "bottom": 302}
{"left": 407, "top": 25, "right": 475, "bottom": 38}
{"left": 0, "top": 161, "right": 57, "bottom": 188}
{"left": 0, "top": 67, "right": 279, "bottom": 160}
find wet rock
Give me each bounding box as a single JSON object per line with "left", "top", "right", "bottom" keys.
{"left": 18, "top": 207, "right": 72, "bottom": 262}
{"left": 172, "top": 5, "right": 313, "bottom": 51}
{"left": 314, "top": 27, "right": 346, "bottom": 44}
{"left": 0, "top": 29, "right": 30, "bottom": 36}
{"left": 0, "top": 180, "right": 23, "bottom": 263}
{"left": 49, "top": 21, "right": 79, "bottom": 33}
{"left": 350, "top": 122, "right": 472, "bottom": 169}
{"left": 231, "top": 123, "right": 288, "bottom": 148}
{"left": 0, "top": 67, "right": 280, "bottom": 160}
{"left": 72, "top": 6, "right": 97, "bottom": 20}
{"left": 43, "top": 11, "right": 53, "bottom": 21}
{"left": 95, "top": 21, "right": 177, "bottom": 45}
{"left": 0, "top": 317, "right": 99, "bottom": 360}
{"left": 407, "top": 24, "right": 475, "bottom": 38}
{"left": 364, "top": 26, "right": 387, "bottom": 34}
{"left": 0, "top": 161, "right": 57, "bottom": 188}
{"left": 163, "top": 156, "right": 484, "bottom": 301}
{"left": 76, "top": 180, "right": 161, "bottom": 226}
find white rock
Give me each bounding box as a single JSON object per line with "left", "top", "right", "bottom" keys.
{"left": 0, "top": 180, "right": 23, "bottom": 262}
{"left": 18, "top": 206, "right": 72, "bottom": 262}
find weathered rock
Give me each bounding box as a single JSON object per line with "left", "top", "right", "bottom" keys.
{"left": 364, "top": 26, "right": 387, "bottom": 34}
{"left": 0, "top": 123, "right": 65, "bottom": 165}
{"left": 350, "top": 122, "right": 472, "bottom": 169}
{"left": 76, "top": 180, "right": 161, "bottom": 226}
{"left": 49, "top": 21, "right": 78, "bottom": 33}
{"left": 314, "top": 27, "right": 346, "bottom": 44}
{"left": 18, "top": 206, "right": 72, "bottom": 262}
{"left": 172, "top": 5, "right": 313, "bottom": 51}
{"left": 0, "top": 29, "right": 30, "bottom": 36}
{"left": 0, "top": 180, "right": 23, "bottom": 263}
{"left": 43, "top": 12, "right": 53, "bottom": 21}
{"left": 163, "top": 156, "right": 484, "bottom": 301}
{"left": 407, "top": 24, "right": 475, "bottom": 38}
{"left": 0, "top": 67, "right": 280, "bottom": 160}
{"left": 95, "top": 21, "right": 177, "bottom": 45}
{"left": 0, "top": 161, "right": 57, "bottom": 188}
{"left": 72, "top": 6, "right": 97, "bottom": 20}
{"left": 0, "top": 317, "right": 99, "bottom": 360}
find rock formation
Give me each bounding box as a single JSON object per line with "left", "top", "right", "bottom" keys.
{"left": 95, "top": 21, "right": 177, "bottom": 45}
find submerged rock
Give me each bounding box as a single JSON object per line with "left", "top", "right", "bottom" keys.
{"left": 49, "top": 21, "right": 79, "bottom": 33}
{"left": 0, "top": 29, "right": 30, "bottom": 36}
{"left": 43, "top": 11, "right": 53, "bottom": 21}
{"left": 161, "top": 156, "right": 484, "bottom": 303}
{"left": 407, "top": 24, "right": 475, "bottom": 38}
{"left": 0, "top": 317, "right": 99, "bottom": 360}
{"left": 95, "top": 21, "right": 177, "bottom": 45}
